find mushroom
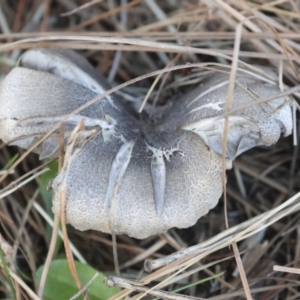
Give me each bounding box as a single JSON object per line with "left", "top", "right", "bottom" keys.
{"left": 0, "top": 49, "right": 293, "bottom": 239}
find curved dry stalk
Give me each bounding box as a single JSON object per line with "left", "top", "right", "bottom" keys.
{"left": 59, "top": 122, "right": 85, "bottom": 292}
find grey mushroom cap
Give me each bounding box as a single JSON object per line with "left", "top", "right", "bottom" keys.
{"left": 0, "top": 49, "right": 293, "bottom": 239}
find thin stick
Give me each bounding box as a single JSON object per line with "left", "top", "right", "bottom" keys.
{"left": 105, "top": 276, "right": 202, "bottom": 300}
{"left": 273, "top": 265, "right": 300, "bottom": 275}
{"left": 9, "top": 271, "right": 40, "bottom": 300}
{"left": 60, "top": 122, "right": 85, "bottom": 292}
{"left": 0, "top": 169, "right": 49, "bottom": 200}
{"left": 69, "top": 0, "right": 141, "bottom": 31}
{"left": 33, "top": 202, "right": 86, "bottom": 263}
{"left": 60, "top": 0, "right": 103, "bottom": 17}
{"left": 111, "top": 187, "right": 120, "bottom": 276}
{"left": 69, "top": 272, "right": 99, "bottom": 300}
{"left": 37, "top": 214, "right": 60, "bottom": 298}
{"left": 221, "top": 15, "right": 243, "bottom": 230}
{"left": 232, "top": 242, "right": 252, "bottom": 300}
{"left": 38, "top": 124, "right": 65, "bottom": 298}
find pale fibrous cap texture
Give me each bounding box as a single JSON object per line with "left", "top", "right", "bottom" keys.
{"left": 0, "top": 49, "right": 293, "bottom": 239}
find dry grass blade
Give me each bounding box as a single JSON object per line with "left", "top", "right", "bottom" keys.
{"left": 105, "top": 276, "right": 203, "bottom": 300}
{"left": 9, "top": 271, "right": 40, "bottom": 300}
{"left": 37, "top": 125, "right": 65, "bottom": 298}
{"left": 60, "top": 0, "right": 104, "bottom": 17}
{"left": 273, "top": 265, "right": 300, "bottom": 275}
{"left": 33, "top": 202, "right": 86, "bottom": 263}
{"left": 232, "top": 242, "right": 252, "bottom": 300}
{"left": 59, "top": 121, "right": 86, "bottom": 293}
{"left": 69, "top": 272, "right": 99, "bottom": 300}
{"left": 146, "top": 190, "right": 300, "bottom": 270}
{"left": 0, "top": 168, "right": 49, "bottom": 200}
{"left": 69, "top": 0, "right": 141, "bottom": 31}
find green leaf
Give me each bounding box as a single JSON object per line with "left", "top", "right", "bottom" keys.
{"left": 39, "top": 161, "right": 61, "bottom": 245}
{"left": 39, "top": 161, "right": 58, "bottom": 216}
{"left": 35, "top": 259, "right": 120, "bottom": 300}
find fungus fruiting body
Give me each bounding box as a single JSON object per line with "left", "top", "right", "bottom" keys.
{"left": 0, "top": 49, "right": 293, "bottom": 238}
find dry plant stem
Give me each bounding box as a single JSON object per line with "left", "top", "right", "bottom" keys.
{"left": 273, "top": 265, "right": 300, "bottom": 275}
{"left": 69, "top": 272, "right": 99, "bottom": 300}
{"left": 111, "top": 190, "right": 120, "bottom": 276}
{"left": 109, "top": 0, "right": 128, "bottom": 277}
{"left": 206, "top": 284, "right": 299, "bottom": 300}
{"left": 140, "top": 34, "right": 195, "bottom": 115}
{"left": 225, "top": 186, "right": 256, "bottom": 214}
{"left": 40, "top": 0, "right": 50, "bottom": 32}
{"left": 0, "top": 168, "right": 49, "bottom": 200}
{"left": 1, "top": 34, "right": 294, "bottom": 78}
{"left": 161, "top": 232, "right": 186, "bottom": 251}
{"left": 251, "top": 1, "right": 300, "bottom": 18}
{"left": 254, "top": 16, "right": 300, "bottom": 82}
{"left": 233, "top": 161, "right": 288, "bottom": 194}
{"left": 0, "top": 170, "right": 14, "bottom": 175}
{"left": 13, "top": 0, "right": 25, "bottom": 32}
{"left": 3, "top": 42, "right": 300, "bottom": 62}
{"left": 2, "top": 31, "right": 300, "bottom": 40}
{"left": 138, "top": 68, "right": 164, "bottom": 113}
{"left": 138, "top": 252, "right": 234, "bottom": 299}
{"left": 108, "top": 194, "right": 300, "bottom": 299}
{"left": 240, "top": 2, "right": 300, "bottom": 54}
{"left": 221, "top": 17, "right": 243, "bottom": 230}
{"left": 221, "top": 85, "right": 300, "bottom": 117}
{"left": 0, "top": 35, "right": 255, "bottom": 67}
{"left": 109, "top": 257, "right": 234, "bottom": 300}
{"left": 60, "top": 0, "right": 104, "bottom": 17}
{"left": 0, "top": 158, "right": 56, "bottom": 194}
{"left": 144, "top": 235, "right": 234, "bottom": 272}
{"left": 38, "top": 125, "right": 65, "bottom": 298}
{"left": 120, "top": 239, "right": 167, "bottom": 270}
{"left": 37, "top": 214, "right": 60, "bottom": 298}
{"left": 213, "top": 0, "right": 283, "bottom": 54}
{"left": 105, "top": 276, "right": 202, "bottom": 300}
{"left": 132, "top": 7, "right": 206, "bottom": 33}
{"left": 232, "top": 242, "right": 252, "bottom": 300}
{"left": 137, "top": 204, "right": 299, "bottom": 300}
{"left": 148, "top": 21, "right": 204, "bottom": 119}
{"left": 145, "top": 255, "right": 236, "bottom": 294}
{"left": 9, "top": 271, "right": 40, "bottom": 300}
{"left": 145, "top": 190, "right": 300, "bottom": 272}
{"left": 13, "top": 189, "right": 39, "bottom": 261}
{"left": 69, "top": 0, "right": 141, "bottom": 31}
{"left": 60, "top": 122, "right": 86, "bottom": 292}
{"left": 293, "top": 101, "right": 297, "bottom": 146}
{"left": 33, "top": 201, "right": 86, "bottom": 263}
{"left": 108, "top": 0, "right": 128, "bottom": 82}
{"left": 86, "top": 233, "right": 150, "bottom": 255}
{"left": 60, "top": 184, "right": 83, "bottom": 291}
{"left": 59, "top": 123, "right": 65, "bottom": 170}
